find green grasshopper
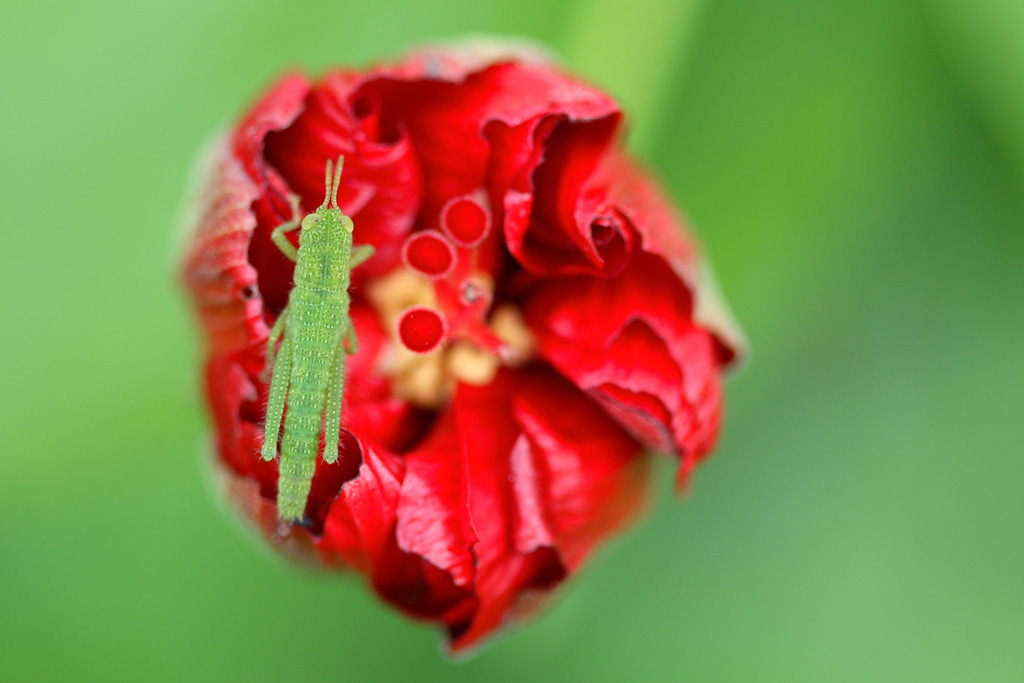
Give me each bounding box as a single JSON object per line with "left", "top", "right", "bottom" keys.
{"left": 260, "top": 156, "right": 374, "bottom": 524}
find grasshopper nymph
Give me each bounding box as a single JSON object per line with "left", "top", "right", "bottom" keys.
{"left": 261, "top": 156, "right": 374, "bottom": 524}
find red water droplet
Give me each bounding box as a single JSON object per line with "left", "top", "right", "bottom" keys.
{"left": 441, "top": 196, "right": 490, "bottom": 247}
{"left": 398, "top": 307, "right": 446, "bottom": 353}
{"left": 402, "top": 231, "right": 456, "bottom": 278}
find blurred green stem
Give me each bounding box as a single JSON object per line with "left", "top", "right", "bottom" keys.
{"left": 563, "top": 0, "right": 706, "bottom": 156}
{"left": 925, "top": 0, "right": 1024, "bottom": 189}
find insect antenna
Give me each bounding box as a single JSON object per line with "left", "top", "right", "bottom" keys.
{"left": 321, "top": 158, "right": 334, "bottom": 208}
{"left": 330, "top": 156, "right": 344, "bottom": 208}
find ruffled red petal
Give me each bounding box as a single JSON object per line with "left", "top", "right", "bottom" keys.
{"left": 317, "top": 440, "right": 405, "bottom": 572}
{"left": 395, "top": 411, "right": 477, "bottom": 589}
{"left": 590, "top": 152, "right": 743, "bottom": 363}
{"left": 263, "top": 70, "right": 424, "bottom": 287}
{"left": 181, "top": 137, "right": 270, "bottom": 355}
{"left": 445, "top": 369, "right": 645, "bottom": 651}
{"left": 525, "top": 253, "right": 725, "bottom": 481}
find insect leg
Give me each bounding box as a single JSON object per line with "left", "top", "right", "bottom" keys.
{"left": 270, "top": 194, "right": 303, "bottom": 262}
{"left": 350, "top": 244, "right": 375, "bottom": 269}
{"left": 322, "top": 337, "right": 346, "bottom": 465}
{"left": 261, "top": 335, "right": 292, "bottom": 461}
{"left": 344, "top": 322, "right": 359, "bottom": 355}
{"left": 262, "top": 303, "right": 290, "bottom": 381}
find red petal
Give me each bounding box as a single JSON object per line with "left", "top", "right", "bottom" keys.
{"left": 317, "top": 440, "right": 405, "bottom": 573}
{"left": 514, "top": 373, "right": 649, "bottom": 571}
{"left": 525, "top": 253, "right": 725, "bottom": 478}
{"left": 230, "top": 73, "right": 311, "bottom": 316}
{"left": 396, "top": 411, "right": 477, "bottom": 589}
{"left": 499, "top": 116, "right": 634, "bottom": 277}
{"left": 263, "top": 71, "right": 424, "bottom": 286}
{"left": 180, "top": 137, "right": 269, "bottom": 355}
{"left": 353, "top": 60, "right": 621, "bottom": 282}
{"left": 204, "top": 352, "right": 277, "bottom": 496}
{"left": 371, "top": 536, "right": 479, "bottom": 625}
{"left": 364, "top": 61, "right": 618, "bottom": 226}
{"left": 592, "top": 152, "right": 745, "bottom": 365}
{"left": 317, "top": 431, "right": 480, "bottom": 624}
{"left": 450, "top": 372, "right": 562, "bottom": 651}
{"left": 446, "top": 368, "right": 647, "bottom": 652}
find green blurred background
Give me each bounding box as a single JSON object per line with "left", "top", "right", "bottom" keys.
{"left": 2, "top": 0, "right": 1022, "bottom": 680}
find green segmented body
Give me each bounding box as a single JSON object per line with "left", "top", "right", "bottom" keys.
{"left": 261, "top": 157, "right": 374, "bottom": 523}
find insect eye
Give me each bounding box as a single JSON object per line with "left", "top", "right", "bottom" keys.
{"left": 301, "top": 214, "right": 320, "bottom": 231}
{"left": 343, "top": 217, "right": 354, "bottom": 234}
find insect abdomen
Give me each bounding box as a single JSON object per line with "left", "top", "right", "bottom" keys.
{"left": 276, "top": 289, "right": 346, "bottom": 522}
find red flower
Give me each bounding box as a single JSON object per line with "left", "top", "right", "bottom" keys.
{"left": 180, "top": 40, "right": 743, "bottom": 652}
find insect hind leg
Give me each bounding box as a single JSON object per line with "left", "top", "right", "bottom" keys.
{"left": 262, "top": 303, "right": 290, "bottom": 381}
{"left": 322, "top": 338, "right": 346, "bottom": 465}
{"left": 261, "top": 336, "right": 292, "bottom": 461}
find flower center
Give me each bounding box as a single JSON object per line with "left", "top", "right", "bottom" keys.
{"left": 366, "top": 193, "right": 535, "bottom": 406}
